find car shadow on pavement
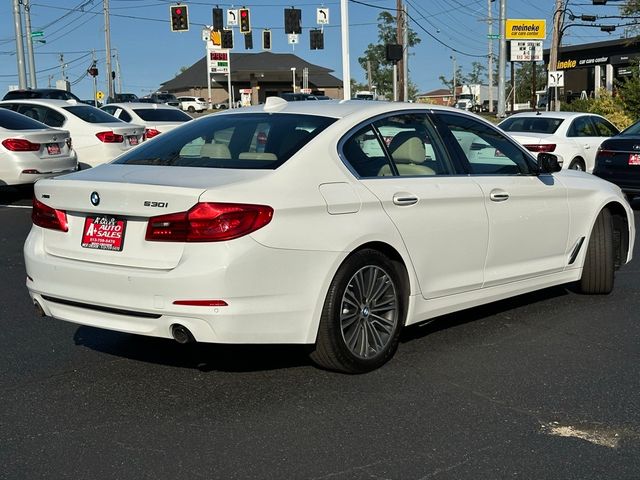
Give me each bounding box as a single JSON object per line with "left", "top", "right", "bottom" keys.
{"left": 0, "top": 184, "right": 34, "bottom": 205}
{"left": 72, "top": 326, "right": 313, "bottom": 373}
{"left": 401, "top": 285, "right": 570, "bottom": 343}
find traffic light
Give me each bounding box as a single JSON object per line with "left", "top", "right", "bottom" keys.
{"left": 244, "top": 32, "right": 253, "bottom": 49}
{"left": 262, "top": 30, "right": 271, "bottom": 50}
{"left": 87, "top": 65, "right": 98, "bottom": 77}
{"left": 170, "top": 5, "right": 189, "bottom": 32}
{"left": 221, "top": 29, "right": 233, "bottom": 49}
{"left": 284, "top": 8, "right": 301, "bottom": 34}
{"left": 310, "top": 29, "right": 324, "bottom": 50}
{"left": 212, "top": 7, "right": 224, "bottom": 31}
{"left": 239, "top": 8, "right": 251, "bottom": 34}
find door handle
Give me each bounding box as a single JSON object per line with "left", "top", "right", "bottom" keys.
{"left": 489, "top": 190, "right": 509, "bottom": 202}
{"left": 393, "top": 193, "right": 419, "bottom": 206}
{"left": 584, "top": 144, "right": 591, "bottom": 149}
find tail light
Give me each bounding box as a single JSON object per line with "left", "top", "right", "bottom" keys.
{"left": 597, "top": 149, "right": 616, "bottom": 157}
{"left": 144, "top": 128, "right": 161, "bottom": 139}
{"left": 95, "top": 131, "right": 124, "bottom": 143}
{"left": 145, "top": 202, "right": 273, "bottom": 242}
{"left": 32, "top": 197, "right": 68, "bottom": 232}
{"left": 524, "top": 144, "right": 556, "bottom": 153}
{"left": 2, "top": 138, "right": 41, "bottom": 151}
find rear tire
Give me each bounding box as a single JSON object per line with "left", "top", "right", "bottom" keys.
{"left": 187, "top": 106, "right": 195, "bottom": 113}
{"left": 569, "top": 158, "right": 586, "bottom": 171}
{"left": 310, "top": 249, "right": 405, "bottom": 373}
{"left": 579, "top": 209, "right": 615, "bottom": 294}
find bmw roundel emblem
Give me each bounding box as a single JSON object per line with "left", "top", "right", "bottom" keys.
{"left": 90, "top": 191, "right": 100, "bottom": 206}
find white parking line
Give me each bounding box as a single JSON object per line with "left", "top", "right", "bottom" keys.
{"left": 0, "top": 205, "right": 32, "bottom": 209}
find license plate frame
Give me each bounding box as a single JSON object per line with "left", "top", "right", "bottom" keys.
{"left": 629, "top": 153, "right": 640, "bottom": 166}
{"left": 46, "top": 143, "right": 61, "bottom": 155}
{"left": 128, "top": 135, "right": 139, "bottom": 146}
{"left": 81, "top": 215, "right": 127, "bottom": 251}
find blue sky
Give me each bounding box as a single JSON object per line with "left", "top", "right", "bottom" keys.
{"left": 0, "top": 0, "right": 629, "bottom": 99}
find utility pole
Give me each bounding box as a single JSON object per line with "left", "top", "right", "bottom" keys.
{"left": 12, "top": 0, "right": 27, "bottom": 89}
{"left": 488, "top": 0, "right": 494, "bottom": 112}
{"left": 549, "top": 0, "right": 565, "bottom": 111}
{"left": 451, "top": 55, "right": 457, "bottom": 105}
{"left": 24, "top": 0, "right": 37, "bottom": 88}
{"left": 497, "top": 0, "right": 507, "bottom": 117}
{"left": 113, "top": 48, "right": 122, "bottom": 94}
{"left": 340, "top": 0, "right": 351, "bottom": 100}
{"left": 402, "top": 2, "right": 409, "bottom": 102}
{"left": 104, "top": 0, "right": 114, "bottom": 99}
{"left": 367, "top": 60, "right": 372, "bottom": 91}
{"left": 396, "top": 0, "right": 404, "bottom": 102}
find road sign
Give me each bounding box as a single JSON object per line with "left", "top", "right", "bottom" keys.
{"left": 487, "top": 34, "right": 501, "bottom": 39}
{"left": 96, "top": 91, "right": 104, "bottom": 101}
{"left": 31, "top": 31, "right": 44, "bottom": 38}
{"left": 548, "top": 71, "right": 564, "bottom": 88}
{"left": 317, "top": 8, "right": 329, "bottom": 25}
{"left": 506, "top": 19, "right": 546, "bottom": 40}
{"left": 288, "top": 34, "right": 299, "bottom": 44}
{"left": 510, "top": 40, "right": 543, "bottom": 62}
{"left": 227, "top": 9, "right": 238, "bottom": 26}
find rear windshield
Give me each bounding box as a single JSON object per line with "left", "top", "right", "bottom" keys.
{"left": 133, "top": 108, "right": 192, "bottom": 122}
{"left": 499, "top": 117, "right": 564, "bottom": 134}
{"left": 64, "top": 105, "right": 125, "bottom": 123}
{"left": 156, "top": 94, "right": 177, "bottom": 102}
{"left": 114, "top": 113, "right": 336, "bottom": 169}
{"left": 498, "top": 117, "right": 564, "bottom": 133}
{"left": 621, "top": 120, "right": 640, "bottom": 136}
{"left": 3, "top": 90, "right": 80, "bottom": 101}
{"left": 0, "top": 108, "right": 49, "bottom": 130}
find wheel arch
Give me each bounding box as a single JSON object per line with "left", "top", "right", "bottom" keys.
{"left": 604, "top": 201, "right": 631, "bottom": 269}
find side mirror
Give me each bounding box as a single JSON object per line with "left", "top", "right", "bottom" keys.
{"left": 538, "top": 153, "right": 562, "bottom": 173}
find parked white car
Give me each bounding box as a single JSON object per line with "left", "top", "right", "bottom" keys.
{"left": 24, "top": 100, "right": 635, "bottom": 373}
{"left": 0, "top": 107, "right": 76, "bottom": 185}
{"left": 499, "top": 111, "right": 620, "bottom": 172}
{"left": 0, "top": 99, "right": 144, "bottom": 168}
{"left": 177, "top": 96, "right": 208, "bottom": 113}
{"left": 101, "top": 102, "right": 192, "bottom": 139}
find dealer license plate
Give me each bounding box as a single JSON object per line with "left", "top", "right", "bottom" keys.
{"left": 81, "top": 215, "right": 127, "bottom": 251}
{"left": 46, "top": 143, "right": 61, "bottom": 155}
{"left": 128, "top": 135, "right": 139, "bottom": 146}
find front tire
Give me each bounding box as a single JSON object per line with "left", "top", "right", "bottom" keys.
{"left": 579, "top": 209, "right": 615, "bottom": 294}
{"left": 310, "top": 249, "right": 405, "bottom": 373}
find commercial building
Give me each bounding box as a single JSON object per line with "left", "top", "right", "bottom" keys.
{"left": 160, "top": 52, "right": 343, "bottom": 106}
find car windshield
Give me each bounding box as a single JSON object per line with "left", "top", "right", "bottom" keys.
{"left": 0, "top": 108, "right": 49, "bottom": 130}
{"left": 64, "top": 105, "right": 125, "bottom": 123}
{"left": 499, "top": 117, "right": 564, "bottom": 134}
{"left": 133, "top": 108, "right": 191, "bottom": 122}
{"left": 113, "top": 113, "right": 336, "bottom": 169}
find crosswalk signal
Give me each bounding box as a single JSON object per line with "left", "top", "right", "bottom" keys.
{"left": 262, "top": 30, "right": 271, "bottom": 50}
{"left": 239, "top": 8, "right": 251, "bottom": 34}
{"left": 310, "top": 29, "right": 324, "bottom": 50}
{"left": 212, "top": 7, "right": 224, "bottom": 31}
{"left": 221, "top": 29, "right": 234, "bottom": 49}
{"left": 284, "top": 8, "right": 301, "bottom": 34}
{"left": 170, "top": 5, "right": 189, "bottom": 32}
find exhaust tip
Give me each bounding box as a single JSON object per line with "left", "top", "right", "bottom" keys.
{"left": 34, "top": 301, "right": 46, "bottom": 317}
{"left": 171, "top": 324, "right": 195, "bottom": 344}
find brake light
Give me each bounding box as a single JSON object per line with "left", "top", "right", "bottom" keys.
{"left": 597, "top": 149, "right": 616, "bottom": 157}
{"left": 32, "top": 197, "right": 68, "bottom": 232}
{"left": 173, "top": 300, "right": 228, "bottom": 306}
{"left": 95, "top": 131, "right": 124, "bottom": 143}
{"left": 524, "top": 144, "right": 556, "bottom": 153}
{"left": 145, "top": 202, "right": 273, "bottom": 242}
{"left": 144, "top": 128, "right": 161, "bottom": 139}
{"left": 2, "top": 138, "right": 40, "bottom": 151}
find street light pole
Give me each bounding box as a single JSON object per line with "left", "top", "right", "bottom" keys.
{"left": 549, "top": 0, "right": 565, "bottom": 111}
{"left": 104, "top": 0, "right": 114, "bottom": 99}
{"left": 12, "top": 0, "right": 27, "bottom": 89}
{"left": 24, "top": 0, "right": 37, "bottom": 88}
{"left": 497, "top": 0, "right": 507, "bottom": 117}
{"left": 450, "top": 55, "right": 456, "bottom": 106}
{"left": 340, "top": 0, "right": 351, "bottom": 100}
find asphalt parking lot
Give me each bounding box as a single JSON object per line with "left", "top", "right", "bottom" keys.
{"left": 1, "top": 186, "right": 639, "bottom": 479}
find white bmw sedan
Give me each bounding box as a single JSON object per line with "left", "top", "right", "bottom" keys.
{"left": 499, "top": 111, "right": 620, "bottom": 173}
{"left": 101, "top": 102, "right": 192, "bottom": 139}
{"left": 24, "top": 99, "right": 635, "bottom": 373}
{"left": 0, "top": 99, "right": 144, "bottom": 169}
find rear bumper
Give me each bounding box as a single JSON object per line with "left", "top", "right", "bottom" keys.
{"left": 0, "top": 155, "right": 77, "bottom": 186}
{"left": 24, "top": 227, "right": 344, "bottom": 344}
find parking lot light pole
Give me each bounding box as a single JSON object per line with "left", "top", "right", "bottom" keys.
{"left": 341, "top": 0, "right": 351, "bottom": 100}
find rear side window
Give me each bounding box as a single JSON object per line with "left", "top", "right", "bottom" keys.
{"left": 132, "top": 108, "right": 191, "bottom": 122}
{"left": 64, "top": 105, "right": 124, "bottom": 123}
{"left": 567, "top": 116, "right": 596, "bottom": 137}
{"left": 591, "top": 116, "right": 619, "bottom": 136}
{"left": 0, "top": 108, "right": 49, "bottom": 130}
{"left": 499, "top": 116, "right": 564, "bottom": 134}
{"left": 113, "top": 113, "right": 336, "bottom": 169}
{"left": 14, "top": 104, "right": 65, "bottom": 127}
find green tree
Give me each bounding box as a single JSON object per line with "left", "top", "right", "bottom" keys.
{"left": 617, "top": 61, "right": 640, "bottom": 121}
{"left": 513, "top": 62, "right": 547, "bottom": 104}
{"left": 467, "top": 61, "right": 486, "bottom": 84}
{"left": 357, "top": 11, "right": 421, "bottom": 99}
{"left": 439, "top": 66, "right": 466, "bottom": 93}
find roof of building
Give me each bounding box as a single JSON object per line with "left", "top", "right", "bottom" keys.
{"left": 416, "top": 88, "right": 453, "bottom": 97}
{"left": 160, "top": 52, "right": 343, "bottom": 91}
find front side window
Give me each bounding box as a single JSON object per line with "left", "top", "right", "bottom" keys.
{"left": 64, "top": 105, "right": 125, "bottom": 124}
{"left": 15, "top": 105, "right": 65, "bottom": 127}
{"left": 438, "top": 112, "right": 534, "bottom": 175}
{"left": 114, "top": 113, "right": 335, "bottom": 169}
